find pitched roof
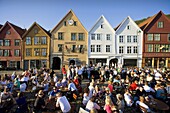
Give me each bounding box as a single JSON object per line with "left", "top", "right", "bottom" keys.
{"left": 0, "top": 21, "right": 26, "bottom": 37}
{"left": 22, "top": 22, "right": 51, "bottom": 38}
{"left": 51, "top": 9, "right": 87, "bottom": 33}
{"left": 89, "top": 15, "right": 115, "bottom": 33}
{"left": 138, "top": 11, "right": 169, "bottom": 30}
{"left": 115, "top": 16, "right": 141, "bottom": 32}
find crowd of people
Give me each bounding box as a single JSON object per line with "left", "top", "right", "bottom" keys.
{"left": 0, "top": 64, "right": 170, "bottom": 113}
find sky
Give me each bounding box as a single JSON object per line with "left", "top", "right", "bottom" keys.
{"left": 0, "top": 0, "right": 170, "bottom": 31}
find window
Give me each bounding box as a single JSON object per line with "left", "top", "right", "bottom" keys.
{"left": 106, "top": 34, "right": 111, "bottom": 40}
{"left": 71, "top": 33, "right": 76, "bottom": 41}
{"left": 34, "top": 37, "right": 40, "bottom": 45}
{"left": 133, "top": 36, "right": 137, "bottom": 42}
{"left": 106, "top": 45, "right": 110, "bottom": 52}
{"left": 0, "top": 50, "right": 3, "bottom": 56}
{"left": 158, "top": 21, "right": 163, "bottom": 28}
{"left": 133, "top": 46, "right": 138, "bottom": 53}
{"left": 9, "top": 61, "right": 16, "bottom": 68}
{"left": 15, "top": 40, "right": 20, "bottom": 46}
{"left": 58, "top": 32, "right": 64, "bottom": 40}
{"left": 127, "top": 46, "right": 131, "bottom": 53}
{"left": 154, "top": 44, "right": 160, "bottom": 52}
{"left": 4, "top": 50, "right": 9, "bottom": 56}
{"left": 14, "top": 50, "right": 20, "bottom": 56}
{"left": 6, "top": 30, "right": 11, "bottom": 35}
{"left": 64, "top": 21, "right": 67, "bottom": 26}
{"left": 34, "top": 29, "right": 38, "bottom": 34}
{"left": 127, "top": 25, "right": 130, "bottom": 30}
{"left": 26, "top": 48, "right": 32, "bottom": 56}
{"left": 41, "top": 37, "right": 47, "bottom": 44}
{"left": 72, "top": 45, "right": 76, "bottom": 52}
{"left": 97, "top": 34, "right": 101, "bottom": 40}
{"left": 168, "top": 34, "right": 170, "bottom": 41}
{"left": 41, "top": 48, "right": 47, "bottom": 56}
{"left": 26, "top": 37, "right": 31, "bottom": 45}
{"left": 91, "top": 34, "right": 95, "bottom": 40}
{"left": 4, "top": 40, "right": 10, "bottom": 46}
{"left": 148, "top": 44, "right": 153, "bottom": 52}
{"left": 0, "top": 40, "right": 3, "bottom": 46}
{"left": 119, "top": 46, "right": 124, "bottom": 53}
{"left": 96, "top": 45, "right": 101, "bottom": 52}
{"left": 34, "top": 48, "right": 40, "bottom": 56}
{"left": 58, "top": 44, "right": 63, "bottom": 52}
{"left": 91, "top": 45, "right": 95, "bottom": 52}
{"left": 74, "top": 21, "right": 77, "bottom": 26}
{"left": 154, "top": 34, "right": 160, "bottom": 41}
{"left": 101, "top": 24, "right": 103, "bottom": 28}
{"left": 119, "top": 36, "right": 124, "bottom": 43}
{"left": 79, "top": 45, "right": 83, "bottom": 53}
{"left": 127, "top": 36, "right": 131, "bottom": 43}
{"left": 78, "top": 33, "right": 84, "bottom": 41}
{"left": 147, "top": 34, "right": 153, "bottom": 41}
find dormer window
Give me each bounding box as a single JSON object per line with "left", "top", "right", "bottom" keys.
{"left": 6, "top": 30, "right": 11, "bottom": 35}
{"left": 127, "top": 25, "right": 130, "bottom": 30}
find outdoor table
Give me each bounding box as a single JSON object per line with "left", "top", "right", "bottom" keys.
{"left": 146, "top": 98, "right": 169, "bottom": 112}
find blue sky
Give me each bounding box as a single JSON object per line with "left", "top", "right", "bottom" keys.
{"left": 0, "top": 0, "right": 169, "bottom": 31}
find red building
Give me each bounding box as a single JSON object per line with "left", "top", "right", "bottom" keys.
{"left": 139, "top": 11, "right": 170, "bottom": 68}
{"left": 0, "top": 21, "right": 26, "bottom": 69}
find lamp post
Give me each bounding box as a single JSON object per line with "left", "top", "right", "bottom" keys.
{"left": 137, "top": 30, "right": 141, "bottom": 67}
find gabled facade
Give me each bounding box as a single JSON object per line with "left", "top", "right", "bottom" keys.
{"left": 115, "top": 16, "right": 143, "bottom": 68}
{"left": 89, "top": 15, "right": 116, "bottom": 67}
{"left": 51, "top": 10, "right": 88, "bottom": 69}
{"left": 139, "top": 11, "right": 170, "bottom": 68}
{"left": 0, "top": 24, "right": 3, "bottom": 29}
{"left": 0, "top": 21, "right": 25, "bottom": 69}
{"left": 22, "top": 22, "right": 51, "bottom": 70}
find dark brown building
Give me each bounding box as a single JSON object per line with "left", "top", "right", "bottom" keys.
{"left": 139, "top": 11, "right": 170, "bottom": 68}
{"left": 0, "top": 21, "right": 26, "bottom": 69}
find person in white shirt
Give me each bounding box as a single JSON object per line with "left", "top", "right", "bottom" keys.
{"left": 85, "top": 96, "right": 100, "bottom": 112}
{"left": 124, "top": 89, "right": 133, "bottom": 106}
{"left": 143, "top": 81, "right": 155, "bottom": 93}
{"left": 136, "top": 96, "right": 151, "bottom": 112}
{"left": 56, "top": 92, "right": 71, "bottom": 113}
{"left": 68, "top": 80, "right": 77, "bottom": 101}
{"left": 82, "top": 87, "right": 90, "bottom": 106}
{"left": 88, "top": 82, "right": 95, "bottom": 98}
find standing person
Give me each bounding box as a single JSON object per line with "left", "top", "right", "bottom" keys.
{"left": 33, "top": 90, "right": 46, "bottom": 113}
{"left": 56, "top": 92, "right": 71, "bottom": 113}
{"left": 62, "top": 65, "right": 67, "bottom": 78}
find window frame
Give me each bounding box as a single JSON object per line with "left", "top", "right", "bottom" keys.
{"left": 26, "top": 37, "right": 32, "bottom": 45}
{"left": 14, "top": 49, "right": 20, "bottom": 56}
{"left": 106, "top": 45, "right": 110, "bottom": 52}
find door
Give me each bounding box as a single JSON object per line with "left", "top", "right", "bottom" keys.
{"left": 24, "top": 60, "right": 29, "bottom": 70}
{"left": 17, "top": 61, "right": 20, "bottom": 69}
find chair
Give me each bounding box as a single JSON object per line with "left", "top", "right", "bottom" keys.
{"left": 78, "top": 107, "right": 89, "bottom": 113}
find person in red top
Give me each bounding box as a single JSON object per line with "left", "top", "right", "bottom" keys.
{"left": 107, "top": 80, "right": 114, "bottom": 93}
{"left": 129, "top": 80, "right": 138, "bottom": 91}
{"left": 62, "top": 65, "right": 67, "bottom": 78}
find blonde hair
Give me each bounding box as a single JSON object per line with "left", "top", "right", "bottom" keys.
{"left": 105, "top": 96, "right": 113, "bottom": 105}
{"left": 90, "top": 108, "right": 98, "bottom": 113}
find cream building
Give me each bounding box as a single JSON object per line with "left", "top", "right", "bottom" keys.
{"left": 51, "top": 10, "right": 88, "bottom": 69}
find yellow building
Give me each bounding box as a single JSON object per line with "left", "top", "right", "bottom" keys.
{"left": 22, "top": 22, "right": 51, "bottom": 70}
{"left": 51, "top": 10, "right": 88, "bottom": 70}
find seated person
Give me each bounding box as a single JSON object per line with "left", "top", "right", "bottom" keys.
{"left": 85, "top": 96, "right": 100, "bottom": 112}
{"left": 104, "top": 95, "right": 114, "bottom": 113}
{"left": 82, "top": 87, "right": 90, "bottom": 106}
{"left": 48, "top": 87, "right": 60, "bottom": 100}
{"left": 104, "top": 87, "right": 116, "bottom": 105}
{"left": 116, "top": 94, "right": 125, "bottom": 112}
{"left": 136, "top": 96, "right": 151, "bottom": 112}
{"left": 56, "top": 92, "right": 71, "bottom": 113}
{"left": 55, "top": 79, "right": 62, "bottom": 88}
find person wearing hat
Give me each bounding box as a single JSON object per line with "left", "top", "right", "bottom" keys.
{"left": 56, "top": 92, "right": 71, "bottom": 113}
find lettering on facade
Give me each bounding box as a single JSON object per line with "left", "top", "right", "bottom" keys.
{"left": 65, "top": 42, "right": 76, "bottom": 44}
{"left": 65, "top": 55, "right": 78, "bottom": 57}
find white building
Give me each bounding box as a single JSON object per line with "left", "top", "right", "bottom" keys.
{"left": 88, "top": 15, "right": 116, "bottom": 67}
{"left": 115, "top": 16, "right": 143, "bottom": 68}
